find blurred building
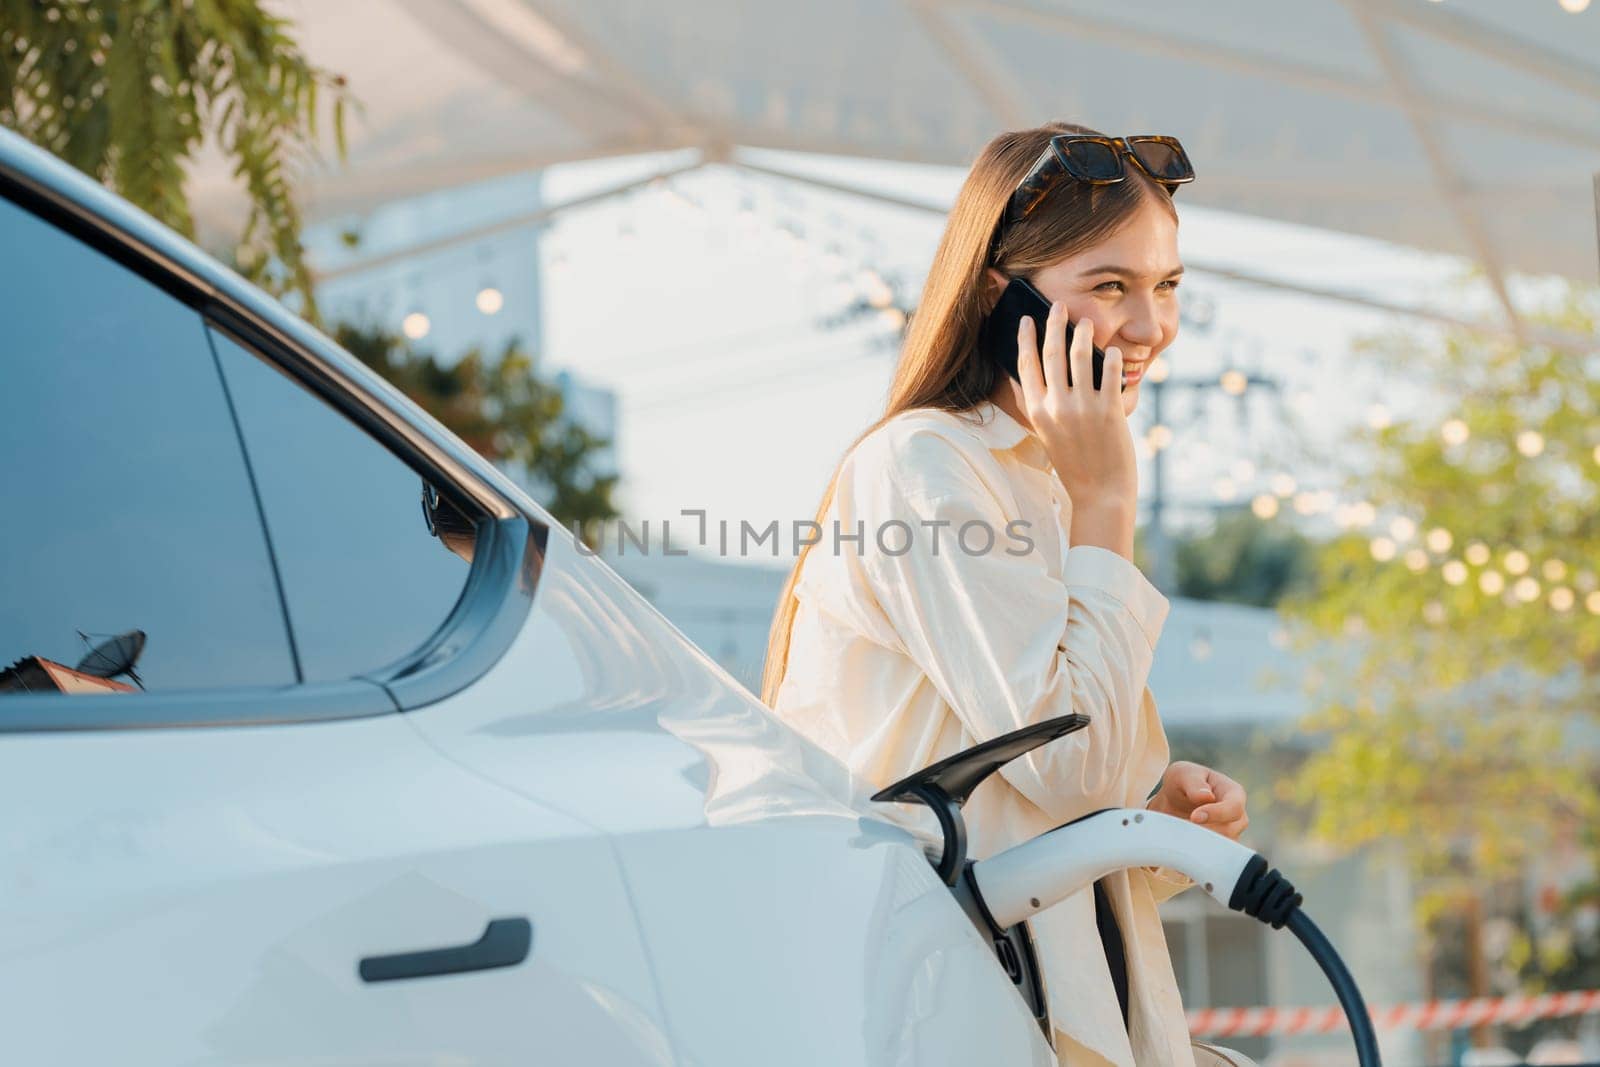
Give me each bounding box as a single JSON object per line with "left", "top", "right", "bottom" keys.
{"left": 303, "top": 169, "right": 619, "bottom": 484}
{"left": 305, "top": 168, "right": 546, "bottom": 359}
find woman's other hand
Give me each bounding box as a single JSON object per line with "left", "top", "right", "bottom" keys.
{"left": 1146, "top": 761, "right": 1248, "bottom": 842}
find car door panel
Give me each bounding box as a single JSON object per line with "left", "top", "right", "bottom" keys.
{"left": 0, "top": 712, "right": 675, "bottom": 1066}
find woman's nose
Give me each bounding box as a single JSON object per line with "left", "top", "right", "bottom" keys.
{"left": 1119, "top": 303, "right": 1164, "bottom": 348}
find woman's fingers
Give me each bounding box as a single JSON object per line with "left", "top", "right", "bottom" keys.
{"left": 1171, "top": 764, "right": 1216, "bottom": 806}
{"left": 1208, "top": 769, "right": 1245, "bottom": 808}
{"left": 1171, "top": 763, "right": 1216, "bottom": 806}
{"left": 1016, "top": 314, "right": 1045, "bottom": 410}
{"left": 1206, "top": 812, "right": 1250, "bottom": 841}
{"left": 1024, "top": 303, "right": 1123, "bottom": 401}
{"left": 1192, "top": 774, "right": 1247, "bottom": 829}
{"left": 1191, "top": 794, "right": 1243, "bottom": 825}
{"left": 1041, "top": 303, "right": 1068, "bottom": 395}
{"left": 1104, "top": 345, "right": 1124, "bottom": 399}
{"left": 1064, "top": 313, "right": 1091, "bottom": 392}
{"left": 1153, "top": 761, "right": 1248, "bottom": 840}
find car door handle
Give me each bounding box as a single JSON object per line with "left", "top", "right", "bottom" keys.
{"left": 359, "top": 917, "right": 533, "bottom": 983}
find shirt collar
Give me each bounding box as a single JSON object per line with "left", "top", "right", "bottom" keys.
{"left": 966, "top": 400, "right": 1050, "bottom": 469}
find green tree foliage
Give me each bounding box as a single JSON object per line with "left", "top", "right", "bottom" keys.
{"left": 1, "top": 0, "right": 347, "bottom": 313}
{"left": 1274, "top": 282, "right": 1600, "bottom": 992}
{"left": 334, "top": 321, "right": 620, "bottom": 533}
{"left": 1167, "top": 508, "right": 1318, "bottom": 606}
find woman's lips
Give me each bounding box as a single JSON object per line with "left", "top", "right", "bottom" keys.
{"left": 1122, "top": 361, "right": 1147, "bottom": 384}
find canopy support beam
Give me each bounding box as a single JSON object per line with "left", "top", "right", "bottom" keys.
{"left": 1345, "top": 2, "right": 1523, "bottom": 340}
{"left": 311, "top": 157, "right": 709, "bottom": 283}
{"left": 957, "top": 0, "right": 1600, "bottom": 150}
{"left": 1370, "top": 0, "right": 1600, "bottom": 104}
{"left": 909, "top": 0, "right": 1029, "bottom": 129}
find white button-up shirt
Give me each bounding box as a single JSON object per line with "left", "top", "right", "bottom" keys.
{"left": 771, "top": 399, "right": 1197, "bottom": 1066}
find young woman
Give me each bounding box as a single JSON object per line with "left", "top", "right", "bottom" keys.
{"left": 761, "top": 123, "right": 1253, "bottom": 1067}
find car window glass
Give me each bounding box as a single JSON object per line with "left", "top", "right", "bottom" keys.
{"left": 208, "top": 330, "right": 472, "bottom": 683}
{"left": 0, "top": 197, "right": 295, "bottom": 696}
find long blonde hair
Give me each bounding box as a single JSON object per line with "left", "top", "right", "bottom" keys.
{"left": 759, "top": 121, "right": 1176, "bottom": 707}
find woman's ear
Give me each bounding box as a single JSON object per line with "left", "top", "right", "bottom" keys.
{"left": 981, "top": 267, "right": 1009, "bottom": 313}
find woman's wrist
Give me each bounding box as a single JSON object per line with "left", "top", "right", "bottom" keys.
{"left": 1068, "top": 500, "right": 1136, "bottom": 561}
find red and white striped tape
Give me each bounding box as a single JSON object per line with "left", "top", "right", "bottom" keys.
{"left": 1187, "top": 990, "right": 1600, "bottom": 1038}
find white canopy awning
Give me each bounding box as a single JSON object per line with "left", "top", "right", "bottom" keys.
{"left": 197, "top": 0, "right": 1600, "bottom": 326}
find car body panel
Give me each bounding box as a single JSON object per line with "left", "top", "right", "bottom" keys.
{"left": 405, "top": 534, "right": 1058, "bottom": 1066}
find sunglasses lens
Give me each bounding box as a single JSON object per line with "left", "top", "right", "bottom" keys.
{"left": 1130, "top": 139, "right": 1192, "bottom": 182}
{"left": 1060, "top": 139, "right": 1121, "bottom": 181}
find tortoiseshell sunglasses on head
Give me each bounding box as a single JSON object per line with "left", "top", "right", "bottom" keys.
{"left": 1001, "top": 134, "right": 1195, "bottom": 231}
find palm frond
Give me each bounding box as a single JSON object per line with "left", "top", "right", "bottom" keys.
{"left": 3, "top": 0, "right": 348, "bottom": 315}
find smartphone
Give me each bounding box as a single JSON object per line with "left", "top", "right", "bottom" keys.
{"left": 978, "top": 277, "right": 1108, "bottom": 389}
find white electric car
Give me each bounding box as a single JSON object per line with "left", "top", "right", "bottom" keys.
{"left": 0, "top": 126, "right": 1065, "bottom": 1065}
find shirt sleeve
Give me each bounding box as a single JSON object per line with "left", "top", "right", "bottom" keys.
{"left": 1140, "top": 865, "right": 1196, "bottom": 904}
{"left": 838, "top": 427, "right": 1171, "bottom": 825}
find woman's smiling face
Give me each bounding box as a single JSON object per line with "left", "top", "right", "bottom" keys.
{"left": 992, "top": 190, "right": 1183, "bottom": 417}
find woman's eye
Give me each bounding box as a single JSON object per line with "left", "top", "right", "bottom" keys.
{"left": 1094, "top": 280, "right": 1124, "bottom": 293}
{"left": 1094, "top": 279, "right": 1184, "bottom": 292}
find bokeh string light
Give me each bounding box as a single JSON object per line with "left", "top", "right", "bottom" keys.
{"left": 1281, "top": 375, "right": 1600, "bottom": 621}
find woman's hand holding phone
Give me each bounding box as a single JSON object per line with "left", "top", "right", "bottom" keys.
{"left": 1014, "top": 304, "right": 1139, "bottom": 559}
